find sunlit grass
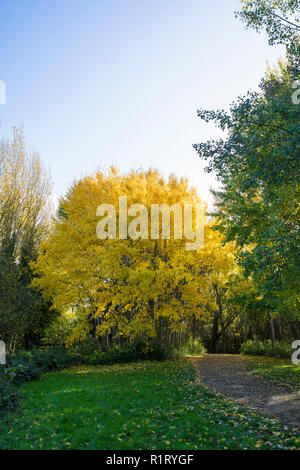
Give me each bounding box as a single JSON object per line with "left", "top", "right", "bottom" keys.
{"left": 0, "top": 361, "right": 299, "bottom": 450}
{"left": 246, "top": 356, "right": 300, "bottom": 391}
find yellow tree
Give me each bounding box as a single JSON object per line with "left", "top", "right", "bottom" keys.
{"left": 33, "top": 168, "right": 236, "bottom": 349}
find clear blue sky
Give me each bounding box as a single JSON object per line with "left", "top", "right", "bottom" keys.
{"left": 0, "top": 0, "right": 284, "bottom": 207}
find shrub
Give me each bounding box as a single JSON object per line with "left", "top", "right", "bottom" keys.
{"left": 76, "top": 340, "right": 169, "bottom": 365}
{"left": 130, "top": 340, "right": 168, "bottom": 361}
{"left": 67, "top": 339, "right": 103, "bottom": 362}
{"left": 0, "top": 353, "right": 41, "bottom": 416}
{"left": 4, "top": 347, "right": 76, "bottom": 385}
{"left": 240, "top": 340, "right": 293, "bottom": 359}
{"left": 0, "top": 373, "right": 20, "bottom": 416}
{"left": 5, "top": 357, "right": 42, "bottom": 384}
{"left": 42, "top": 313, "right": 75, "bottom": 346}
{"left": 27, "top": 347, "right": 74, "bottom": 372}
{"left": 176, "top": 338, "right": 206, "bottom": 356}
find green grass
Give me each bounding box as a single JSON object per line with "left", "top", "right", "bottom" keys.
{"left": 0, "top": 361, "right": 299, "bottom": 450}
{"left": 245, "top": 356, "right": 300, "bottom": 391}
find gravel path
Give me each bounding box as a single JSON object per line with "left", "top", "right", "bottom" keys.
{"left": 191, "top": 354, "right": 300, "bottom": 428}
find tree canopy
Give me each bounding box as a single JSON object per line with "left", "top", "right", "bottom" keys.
{"left": 0, "top": 128, "right": 55, "bottom": 351}
{"left": 33, "top": 168, "right": 236, "bottom": 349}
{"left": 194, "top": 60, "right": 299, "bottom": 319}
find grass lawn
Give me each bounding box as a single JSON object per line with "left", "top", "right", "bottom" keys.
{"left": 246, "top": 356, "right": 300, "bottom": 391}
{"left": 0, "top": 360, "right": 299, "bottom": 450}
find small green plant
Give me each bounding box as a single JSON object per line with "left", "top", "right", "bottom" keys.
{"left": 240, "top": 340, "right": 293, "bottom": 359}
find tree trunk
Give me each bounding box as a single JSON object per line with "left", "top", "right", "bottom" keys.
{"left": 193, "top": 315, "right": 197, "bottom": 340}
{"left": 210, "top": 311, "right": 219, "bottom": 353}
{"left": 244, "top": 322, "right": 248, "bottom": 343}
{"left": 270, "top": 315, "right": 276, "bottom": 352}
{"left": 277, "top": 317, "right": 283, "bottom": 340}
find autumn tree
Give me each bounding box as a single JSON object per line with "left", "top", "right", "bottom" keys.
{"left": 0, "top": 127, "right": 51, "bottom": 257}
{"left": 33, "top": 168, "right": 236, "bottom": 350}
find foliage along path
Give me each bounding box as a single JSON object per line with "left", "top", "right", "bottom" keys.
{"left": 191, "top": 355, "right": 300, "bottom": 429}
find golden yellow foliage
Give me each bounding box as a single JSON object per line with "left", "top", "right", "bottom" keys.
{"left": 33, "top": 168, "right": 236, "bottom": 345}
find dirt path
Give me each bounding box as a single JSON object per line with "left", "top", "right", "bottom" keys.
{"left": 191, "top": 354, "right": 300, "bottom": 428}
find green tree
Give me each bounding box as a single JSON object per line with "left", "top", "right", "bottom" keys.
{"left": 237, "top": 0, "right": 300, "bottom": 76}
{"left": 0, "top": 128, "right": 56, "bottom": 350}
{"left": 237, "top": 1, "right": 300, "bottom": 49}
{"left": 194, "top": 62, "right": 300, "bottom": 320}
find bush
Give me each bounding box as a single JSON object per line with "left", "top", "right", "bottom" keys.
{"left": 83, "top": 348, "right": 133, "bottom": 365}
{"left": 74, "top": 340, "right": 169, "bottom": 365}
{"left": 0, "top": 354, "right": 41, "bottom": 416}
{"left": 67, "top": 339, "right": 103, "bottom": 362}
{"left": 130, "top": 340, "right": 168, "bottom": 361}
{"left": 42, "top": 313, "right": 75, "bottom": 347}
{"left": 27, "top": 347, "right": 74, "bottom": 372}
{"left": 240, "top": 340, "right": 293, "bottom": 359}
{"left": 4, "top": 347, "right": 76, "bottom": 386}
{"left": 5, "top": 356, "right": 42, "bottom": 384}
{"left": 0, "top": 375, "right": 19, "bottom": 416}
{"left": 176, "top": 338, "right": 206, "bottom": 356}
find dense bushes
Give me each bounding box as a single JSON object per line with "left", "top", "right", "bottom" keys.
{"left": 5, "top": 356, "right": 41, "bottom": 384}
{"left": 0, "top": 375, "right": 20, "bottom": 417}
{"left": 69, "top": 340, "right": 169, "bottom": 365}
{"left": 240, "top": 340, "right": 293, "bottom": 359}
{"left": 18, "top": 348, "right": 74, "bottom": 373}
{"left": 0, "top": 353, "right": 41, "bottom": 416}
{"left": 67, "top": 338, "right": 206, "bottom": 364}
{"left": 3, "top": 347, "right": 74, "bottom": 384}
